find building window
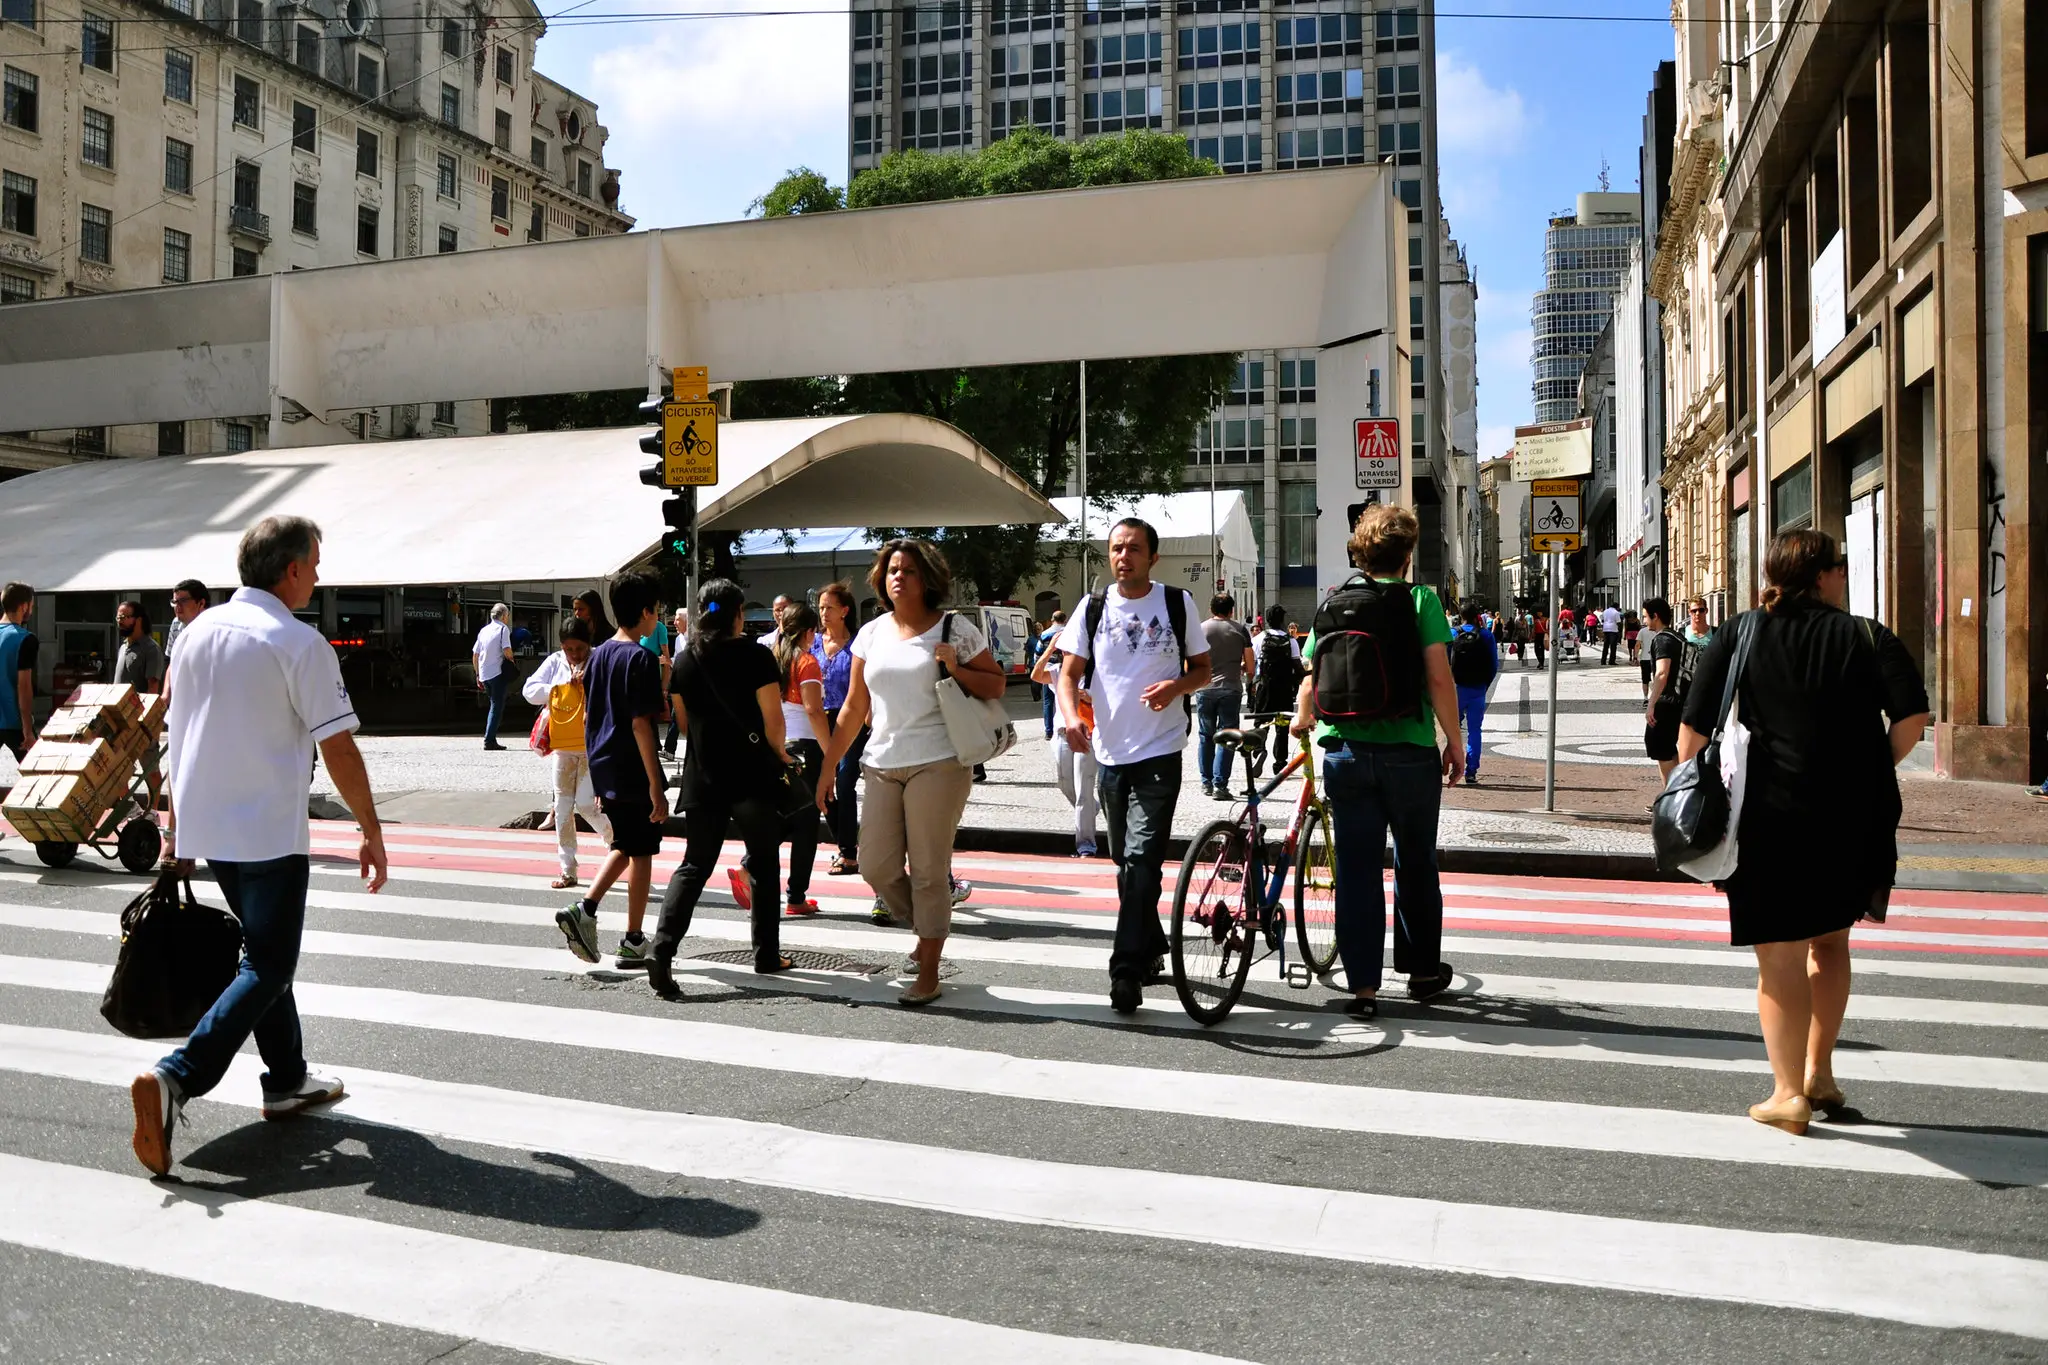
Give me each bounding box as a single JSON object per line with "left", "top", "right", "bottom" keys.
{"left": 356, "top": 203, "right": 377, "bottom": 255}
{"left": 437, "top": 224, "right": 456, "bottom": 253}
{"left": 1281, "top": 482, "right": 1317, "bottom": 568}
{"left": 1, "top": 0, "right": 34, "bottom": 31}
{"left": 158, "top": 421, "right": 184, "bottom": 455}
{"left": 576, "top": 159, "right": 591, "bottom": 198}
{"left": 79, "top": 202, "right": 110, "bottom": 262}
{"left": 494, "top": 107, "right": 511, "bottom": 150}
{"left": 356, "top": 54, "right": 380, "bottom": 98}
{"left": 441, "top": 16, "right": 462, "bottom": 56}
{"left": 2, "top": 66, "right": 34, "bottom": 132}
{"left": 1, "top": 170, "right": 34, "bottom": 236}
{"left": 527, "top": 202, "right": 542, "bottom": 240}
{"left": 81, "top": 107, "right": 112, "bottom": 167}
{"left": 489, "top": 174, "right": 508, "bottom": 220}
{"left": 291, "top": 102, "right": 318, "bottom": 154}
{"left": 0, "top": 272, "right": 32, "bottom": 303}
{"left": 573, "top": 218, "right": 590, "bottom": 237}
{"left": 72, "top": 426, "right": 106, "bottom": 454}
{"left": 80, "top": 12, "right": 113, "bottom": 70}
{"left": 164, "top": 50, "right": 193, "bottom": 103}
{"left": 1772, "top": 461, "right": 1813, "bottom": 531}
{"left": 433, "top": 400, "right": 455, "bottom": 425}
{"left": 495, "top": 45, "right": 513, "bottom": 85}
{"left": 235, "top": 0, "right": 260, "bottom": 43}
{"left": 356, "top": 127, "right": 378, "bottom": 176}
{"left": 295, "top": 24, "right": 320, "bottom": 72}
{"left": 231, "top": 246, "right": 257, "bottom": 276}
{"left": 2030, "top": 0, "right": 2048, "bottom": 156}
{"left": 292, "top": 181, "right": 316, "bottom": 235}
{"left": 440, "top": 82, "right": 459, "bottom": 127}
{"left": 530, "top": 136, "right": 546, "bottom": 168}
{"left": 436, "top": 152, "right": 457, "bottom": 199}
{"left": 162, "top": 227, "right": 190, "bottom": 282}
{"left": 164, "top": 137, "right": 192, "bottom": 193}
{"left": 224, "top": 421, "right": 253, "bottom": 452}
{"left": 233, "top": 75, "right": 260, "bottom": 129}
{"left": 232, "top": 158, "right": 259, "bottom": 210}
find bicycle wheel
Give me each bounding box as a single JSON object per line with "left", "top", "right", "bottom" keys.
{"left": 1170, "top": 818, "right": 1256, "bottom": 1025}
{"left": 1292, "top": 803, "right": 1339, "bottom": 976}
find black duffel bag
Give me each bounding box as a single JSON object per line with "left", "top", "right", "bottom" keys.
{"left": 1651, "top": 612, "right": 1756, "bottom": 874}
{"left": 100, "top": 867, "right": 243, "bottom": 1039}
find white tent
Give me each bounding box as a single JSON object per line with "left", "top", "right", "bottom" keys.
{"left": 0, "top": 414, "right": 1058, "bottom": 592}
{"left": 1045, "top": 493, "right": 1258, "bottom": 566}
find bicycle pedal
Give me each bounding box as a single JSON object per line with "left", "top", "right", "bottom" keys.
{"left": 1281, "top": 961, "right": 1312, "bottom": 990}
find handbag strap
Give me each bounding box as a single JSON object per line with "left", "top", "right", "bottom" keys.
{"left": 1708, "top": 612, "right": 1758, "bottom": 742}
{"left": 937, "top": 613, "right": 956, "bottom": 680}
{"left": 688, "top": 647, "right": 768, "bottom": 749}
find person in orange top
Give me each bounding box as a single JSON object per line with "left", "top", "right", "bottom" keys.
{"left": 522, "top": 617, "right": 614, "bottom": 889}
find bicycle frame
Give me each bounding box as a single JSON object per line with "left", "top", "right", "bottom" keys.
{"left": 1230, "top": 719, "right": 1323, "bottom": 987}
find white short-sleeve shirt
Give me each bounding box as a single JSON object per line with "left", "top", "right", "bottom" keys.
{"left": 1056, "top": 583, "right": 1208, "bottom": 767}
{"left": 851, "top": 611, "right": 989, "bottom": 770}
{"left": 166, "top": 587, "right": 360, "bottom": 862}
{"left": 1600, "top": 606, "right": 1622, "bottom": 633}
{"left": 473, "top": 620, "right": 511, "bottom": 681}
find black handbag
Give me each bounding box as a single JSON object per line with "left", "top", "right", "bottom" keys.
{"left": 99, "top": 868, "right": 243, "bottom": 1040}
{"left": 1651, "top": 613, "right": 1756, "bottom": 873}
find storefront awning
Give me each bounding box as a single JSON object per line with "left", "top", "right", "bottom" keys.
{"left": 0, "top": 414, "right": 1058, "bottom": 592}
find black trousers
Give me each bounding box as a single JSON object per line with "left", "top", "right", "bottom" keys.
{"left": 652, "top": 797, "right": 784, "bottom": 969}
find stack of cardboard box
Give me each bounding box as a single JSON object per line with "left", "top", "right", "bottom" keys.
{"left": 2, "top": 684, "right": 162, "bottom": 843}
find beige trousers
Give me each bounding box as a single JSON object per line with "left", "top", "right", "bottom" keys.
{"left": 859, "top": 759, "right": 974, "bottom": 940}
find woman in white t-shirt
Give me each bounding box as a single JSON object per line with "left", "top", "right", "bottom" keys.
{"left": 815, "top": 538, "right": 1005, "bottom": 1006}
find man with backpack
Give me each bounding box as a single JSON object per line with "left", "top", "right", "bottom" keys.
{"left": 1448, "top": 602, "right": 1499, "bottom": 784}
{"left": 1289, "top": 504, "right": 1461, "bottom": 1021}
{"left": 1249, "top": 604, "right": 1304, "bottom": 771}
{"left": 1055, "top": 517, "right": 1210, "bottom": 1015}
{"left": 1642, "top": 596, "right": 1691, "bottom": 782}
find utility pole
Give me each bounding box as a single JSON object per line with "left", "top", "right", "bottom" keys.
{"left": 1077, "top": 359, "right": 1090, "bottom": 596}
{"left": 1544, "top": 550, "right": 1560, "bottom": 812}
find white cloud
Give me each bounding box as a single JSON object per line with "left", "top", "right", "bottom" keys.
{"left": 1434, "top": 51, "right": 1528, "bottom": 159}
{"left": 579, "top": 1, "right": 849, "bottom": 226}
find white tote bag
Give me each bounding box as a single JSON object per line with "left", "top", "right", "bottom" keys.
{"left": 934, "top": 615, "right": 1018, "bottom": 768}
{"left": 1677, "top": 692, "right": 1751, "bottom": 883}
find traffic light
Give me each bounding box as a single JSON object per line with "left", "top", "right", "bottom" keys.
{"left": 663, "top": 488, "right": 695, "bottom": 559}
{"left": 638, "top": 395, "right": 666, "bottom": 489}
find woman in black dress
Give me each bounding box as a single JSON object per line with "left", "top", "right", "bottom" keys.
{"left": 1678, "top": 529, "right": 1929, "bottom": 1135}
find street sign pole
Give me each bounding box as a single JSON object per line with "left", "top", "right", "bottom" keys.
{"left": 1544, "top": 550, "right": 1560, "bottom": 813}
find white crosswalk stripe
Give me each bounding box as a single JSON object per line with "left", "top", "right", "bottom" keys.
{"left": 0, "top": 829, "right": 2044, "bottom": 1357}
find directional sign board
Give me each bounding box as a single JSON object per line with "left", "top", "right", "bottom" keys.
{"left": 1353, "top": 418, "right": 1401, "bottom": 490}
{"left": 1529, "top": 478, "right": 1582, "bottom": 554}
{"left": 662, "top": 400, "right": 719, "bottom": 487}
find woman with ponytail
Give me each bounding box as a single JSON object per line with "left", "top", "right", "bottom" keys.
{"left": 1675, "top": 528, "right": 1929, "bottom": 1136}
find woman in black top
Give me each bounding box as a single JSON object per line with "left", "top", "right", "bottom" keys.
{"left": 645, "top": 579, "right": 796, "bottom": 999}
{"left": 1678, "top": 529, "right": 1929, "bottom": 1135}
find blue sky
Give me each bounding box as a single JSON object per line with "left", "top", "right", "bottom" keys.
{"left": 532, "top": 2, "right": 1674, "bottom": 457}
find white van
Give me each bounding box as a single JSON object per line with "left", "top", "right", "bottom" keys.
{"left": 971, "top": 604, "right": 1035, "bottom": 684}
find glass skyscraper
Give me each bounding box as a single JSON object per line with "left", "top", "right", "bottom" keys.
{"left": 1530, "top": 191, "right": 1642, "bottom": 424}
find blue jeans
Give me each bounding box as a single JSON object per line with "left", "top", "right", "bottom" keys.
{"left": 159, "top": 855, "right": 311, "bottom": 1100}
{"left": 1455, "top": 684, "right": 1488, "bottom": 778}
{"left": 1193, "top": 689, "right": 1242, "bottom": 791}
{"left": 1040, "top": 683, "right": 1057, "bottom": 739}
{"left": 482, "top": 671, "right": 510, "bottom": 745}
{"left": 824, "top": 709, "right": 869, "bottom": 856}
{"left": 1098, "top": 752, "right": 1181, "bottom": 982}
{"left": 1322, "top": 741, "right": 1444, "bottom": 993}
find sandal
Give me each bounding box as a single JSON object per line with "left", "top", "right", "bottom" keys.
{"left": 899, "top": 982, "right": 943, "bottom": 1006}
{"left": 829, "top": 855, "right": 859, "bottom": 875}
{"left": 1407, "top": 961, "right": 1456, "bottom": 1002}
{"left": 550, "top": 876, "right": 579, "bottom": 890}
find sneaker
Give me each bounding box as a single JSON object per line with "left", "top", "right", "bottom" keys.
{"left": 1199, "top": 783, "right": 1214, "bottom": 798}
{"left": 647, "top": 955, "right": 682, "bottom": 1000}
{"left": 129, "top": 1068, "right": 181, "bottom": 1176}
{"left": 614, "top": 934, "right": 653, "bottom": 970}
{"left": 556, "top": 901, "right": 599, "bottom": 963}
{"left": 870, "top": 895, "right": 893, "bottom": 926}
{"left": 1109, "top": 976, "right": 1142, "bottom": 1015}
{"left": 726, "top": 867, "right": 753, "bottom": 911}
{"left": 1464, "top": 772, "right": 1480, "bottom": 785}
{"left": 261, "top": 1069, "right": 345, "bottom": 1120}
{"left": 785, "top": 899, "right": 821, "bottom": 917}
{"left": 1074, "top": 845, "right": 1098, "bottom": 858}
{"left": 949, "top": 876, "right": 972, "bottom": 906}
{"left": 1212, "top": 786, "right": 1231, "bottom": 802}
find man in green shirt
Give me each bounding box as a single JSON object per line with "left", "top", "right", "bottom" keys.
{"left": 1290, "top": 504, "right": 1463, "bottom": 1021}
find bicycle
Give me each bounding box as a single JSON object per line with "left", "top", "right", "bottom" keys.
{"left": 1167, "top": 715, "right": 1338, "bottom": 1025}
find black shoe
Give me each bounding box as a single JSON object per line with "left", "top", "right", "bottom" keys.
{"left": 1407, "top": 961, "right": 1455, "bottom": 1002}
{"left": 1108, "top": 976, "right": 1142, "bottom": 1015}
{"left": 1343, "top": 994, "right": 1378, "bottom": 1019}
{"left": 647, "top": 957, "right": 682, "bottom": 1000}
{"left": 483, "top": 741, "right": 507, "bottom": 751}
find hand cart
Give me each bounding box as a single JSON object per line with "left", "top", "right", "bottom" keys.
{"left": 12, "top": 743, "right": 164, "bottom": 874}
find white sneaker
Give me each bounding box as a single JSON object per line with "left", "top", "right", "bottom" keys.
{"left": 949, "top": 877, "right": 973, "bottom": 906}
{"left": 130, "top": 1068, "right": 182, "bottom": 1176}
{"left": 262, "top": 1069, "right": 345, "bottom": 1120}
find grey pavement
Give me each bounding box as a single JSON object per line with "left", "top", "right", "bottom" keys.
{"left": 0, "top": 828, "right": 2043, "bottom": 1362}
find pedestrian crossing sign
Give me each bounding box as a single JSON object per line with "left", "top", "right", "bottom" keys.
{"left": 663, "top": 400, "right": 718, "bottom": 487}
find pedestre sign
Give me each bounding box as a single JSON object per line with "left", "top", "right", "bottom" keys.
{"left": 1529, "top": 478, "right": 1583, "bottom": 554}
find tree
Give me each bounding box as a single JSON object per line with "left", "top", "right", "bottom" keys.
{"left": 745, "top": 166, "right": 844, "bottom": 218}
{"left": 746, "top": 131, "right": 1234, "bottom": 600}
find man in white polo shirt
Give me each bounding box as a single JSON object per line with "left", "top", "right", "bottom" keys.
{"left": 1056, "top": 517, "right": 1210, "bottom": 1014}
{"left": 130, "top": 516, "right": 389, "bottom": 1178}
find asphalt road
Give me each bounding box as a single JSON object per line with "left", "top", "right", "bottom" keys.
{"left": 0, "top": 821, "right": 2043, "bottom": 1364}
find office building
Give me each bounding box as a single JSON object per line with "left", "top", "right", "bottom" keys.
{"left": 1530, "top": 190, "right": 1641, "bottom": 423}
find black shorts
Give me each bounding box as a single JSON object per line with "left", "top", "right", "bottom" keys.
{"left": 1644, "top": 713, "right": 1680, "bottom": 762}
{"left": 600, "top": 795, "right": 664, "bottom": 857}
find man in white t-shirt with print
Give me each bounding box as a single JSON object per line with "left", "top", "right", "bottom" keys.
{"left": 1056, "top": 517, "right": 1211, "bottom": 1014}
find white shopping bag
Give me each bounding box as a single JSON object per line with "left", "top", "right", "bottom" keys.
{"left": 1677, "top": 693, "right": 1751, "bottom": 883}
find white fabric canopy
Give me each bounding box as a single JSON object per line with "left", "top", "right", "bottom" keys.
{"left": 0, "top": 414, "right": 1058, "bottom": 592}
{"left": 1046, "top": 493, "right": 1258, "bottom": 564}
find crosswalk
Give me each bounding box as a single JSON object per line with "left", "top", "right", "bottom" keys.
{"left": 0, "top": 817, "right": 2044, "bottom": 1359}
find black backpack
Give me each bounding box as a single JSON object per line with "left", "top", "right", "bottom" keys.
{"left": 1251, "top": 629, "right": 1303, "bottom": 712}
{"left": 1308, "top": 574, "right": 1424, "bottom": 724}
{"left": 1449, "top": 626, "right": 1496, "bottom": 688}
{"left": 1082, "top": 584, "right": 1193, "bottom": 733}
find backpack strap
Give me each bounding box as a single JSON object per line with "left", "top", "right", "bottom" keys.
{"left": 1080, "top": 589, "right": 1108, "bottom": 690}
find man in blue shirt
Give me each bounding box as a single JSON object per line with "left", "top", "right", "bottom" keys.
{"left": 1446, "top": 602, "right": 1499, "bottom": 784}
{"left": 0, "top": 582, "right": 37, "bottom": 761}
